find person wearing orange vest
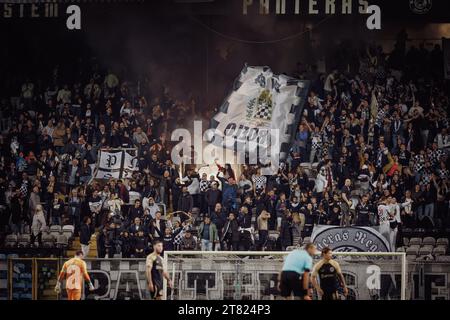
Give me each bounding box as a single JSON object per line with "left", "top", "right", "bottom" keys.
{"left": 55, "top": 250, "right": 95, "bottom": 300}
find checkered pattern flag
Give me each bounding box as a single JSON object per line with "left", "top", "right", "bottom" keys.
{"left": 254, "top": 103, "right": 272, "bottom": 121}
{"left": 210, "top": 65, "right": 310, "bottom": 162}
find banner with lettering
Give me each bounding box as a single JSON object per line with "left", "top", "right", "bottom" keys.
{"left": 98, "top": 150, "right": 123, "bottom": 170}
{"left": 93, "top": 149, "right": 139, "bottom": 180}
{"left": 210, "top": 65, "right": 310, "bottom": 163}
{"left": 311, "top": 225, "right": 392, "bottom": 252}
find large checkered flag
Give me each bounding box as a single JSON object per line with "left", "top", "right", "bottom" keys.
{"left": 210, "top": 65, "right": 309, "bottom": 167}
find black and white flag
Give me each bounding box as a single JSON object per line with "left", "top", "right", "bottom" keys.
{"left": 210, "top": 65, "right": 310, "bottom": 164}
{"left": 93, "top": 149, "right": 139, "bottom": 180}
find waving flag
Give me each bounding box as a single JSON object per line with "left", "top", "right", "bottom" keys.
{"left": 210, "top": 65, "right": 310, "bottom": 165}
{"left": 93, "top": 148, "right": 139, "bottom": 180}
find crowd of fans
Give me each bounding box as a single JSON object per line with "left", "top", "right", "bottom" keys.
{"left": 0, "top": 37, "right": 449, "bottom": 257}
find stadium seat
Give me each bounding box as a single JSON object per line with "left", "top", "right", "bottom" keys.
{"left": 436, "top": 238, "right": 449, "bottom": 247}
{"left": 50, "top": 225, "right": 62, "bottom": 232}
{"left": 396, "top": 247, "right": 405, "bottom": 252}
{"left": 268, "top": 231, "right": 279, "bottom": 241}
{"left": 408, "top": 237, "right": 422, "bottom": 246}
{"left": 17, "top": 234, "right": 30, "bottom": 248}
{"left": 293, "top": 236, "right": 302, "bottom": 246}
{"left": 62, "top": 224, "right": 74, "bottom": 233}
{"left": 406, "top": 245, "right": 420, "bottom": 255}
{"left": 56, "top": 234, "right": 68, "bottom": 249}
{"left": 22, "top": 226, "right": 30, "bottom": 234}
{"left": 418, "top": 245, "right": 433, "bottom": 256}
{"left": 416, "top": 254, "right": 434, "bottom": 262}
{"left": 303, "top": 237, "right": 311, "bottom": 244}
{"left": 50, "top": 225, "right": 62, "bottom": 239}
{"left": 286, "top": 246, "right": 297, "bottom": 251}
{"left": 403, "top": 237, "right": 410, "bottom": 247}
{"left": 406, "top": 255, "right": 417, "bottom": 261}
{"left": 436, "top": 256, "right": 450, "bottom": 262}
{"left": 432, "top": 245, "right": 447, "bottom": 256}
{"left": 62, "top": 225, "right": 75, "bottom": 239}
{"left": 42, "top": 233, "right": 55, "bottom": 248}
{"left": 4, "top": 234, "right": 17, "bottom": 248}
{"left": 422, "top": 237, "right": 436, "bottom": 246}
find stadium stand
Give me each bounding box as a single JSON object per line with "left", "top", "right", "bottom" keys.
{"left": 0, "top": 31, "right": 448, "bottom": 264}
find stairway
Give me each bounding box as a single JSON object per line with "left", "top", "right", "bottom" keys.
{"left": 66, "top": 233, "right": 98, "bottom": 258}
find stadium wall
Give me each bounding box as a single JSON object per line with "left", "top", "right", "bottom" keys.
{"left": 1, "top": 257, "right": 449, "bottom": 300}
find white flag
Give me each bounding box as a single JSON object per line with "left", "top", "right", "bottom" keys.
{"left": 98, "top": 151, "right": 122, "bottom": 170}
{"left": 123, "top": 150, "right": 139, "bottom": 171}
{"left": 210, "top": 65, "right": 309, "bottom": 164}
{"left": 94, "top": 169, "right": 121, "bottom": 180}
{"left": 93, "top": 149, "right": 139, "bottom": 180}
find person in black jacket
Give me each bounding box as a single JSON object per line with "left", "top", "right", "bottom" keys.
{"left": 79, "top": 216, "right": 94, "bottom": 257}
{"left": 241, "top": 196, "right": 255, "bottom": 216}
{"left": 355, "top": 194, "right": 372, "bottom": 226}
{"left": 205, "top": 182, "right": 221, "bottom": 215}
{"left": 119, "top": 231, "right": 132, "bottom": 258}
{"left": 279, "top": 210, "right": 293, "bottom": 251}
{"left": 132, "top": 230, "right": 148, "bottom": 258}
{"left": 238, "top": 206, "right": 253, "bottom": 251}
{"left": 129, "top": 217, "right": 147, "bottom": 236}
{"left": 264, "top": 190, "right": 278, "bottom": 231}
{"left": 9, "top": 189, "right": 24, "bottom": 234}
{"left": 178, "top": 186, "right": 193, "bottom": 220}
{"left": 302, "top": 203, "right": 317, "bottom": 237}
{"left": 49, "top": 193, "right": 64, "bottom": 225}
{"left": 210, "top": 203, "right": 227, "bottom": 249}
{"left": 149, "top": 211, "right": 167, "bottom": 242}
{"left": 97, "top": 227, "right": 107, "bottom": 258}
{"left": 171, "top": 178, "right": 183, "bottom": 212}
{"left": 162, "top": 227, "right": 174, "bottom": 251}
{"left": 128, "top": 199, "right": 144, "bottom": 223}
{"left": 221, "top": 212, "right": 240, "bottom": 251}
{"left": 105, "top": 222, "right": 121, "bottom": 258}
